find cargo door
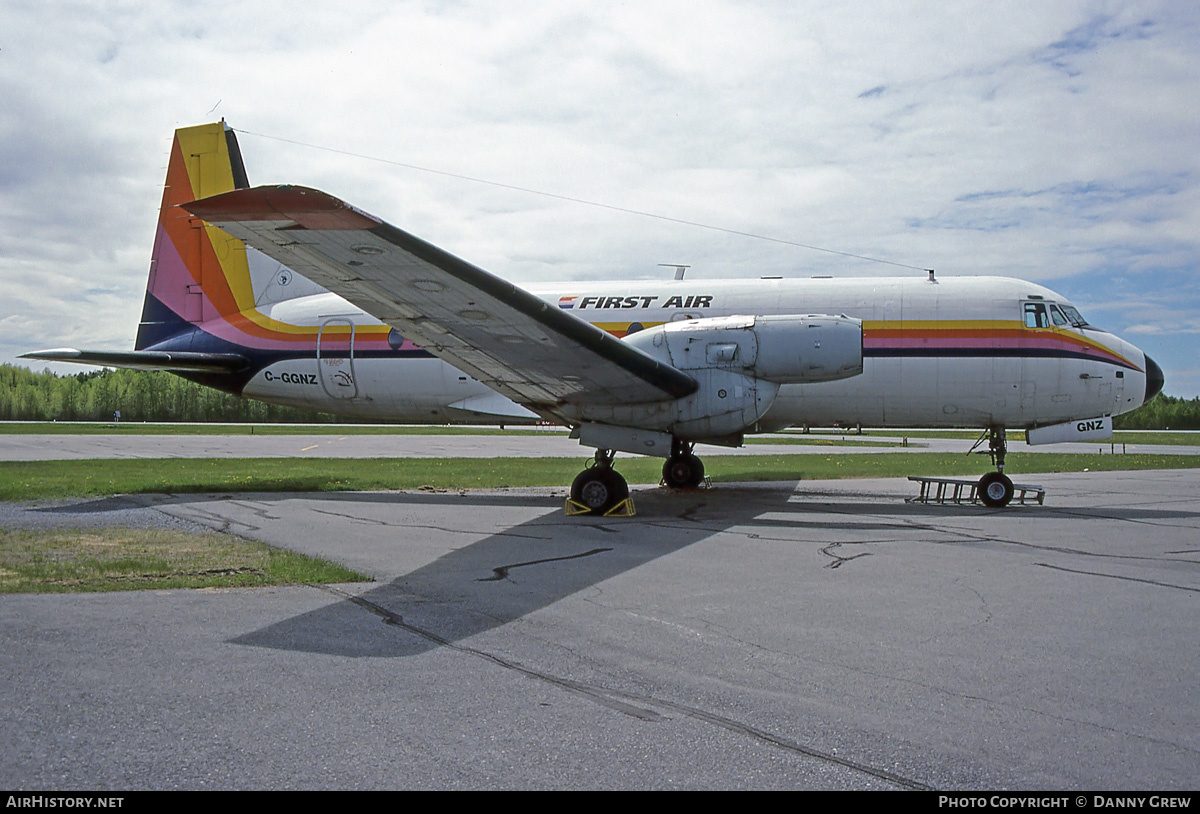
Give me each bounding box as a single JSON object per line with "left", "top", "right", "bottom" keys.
{"left": 317, "top": 318, "right": 359, "bottom": 400}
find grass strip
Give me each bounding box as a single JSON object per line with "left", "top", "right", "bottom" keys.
{"left": 840, "top": 429, "right": 1200, "bottom": 446}
{"left": 2, "top": 453, "right": 1198, "bottom": 501}
{"left": 745, "top": 436, "right": 902, "bottom": 447}
{"left": 5, "top": 423, "right": 1197, "bottom": 446}
{"left": 0, "top": 422, "right": 564, "bottom": 436}
{"left": 0, "top": 527, "right": 367, "bottom": 594}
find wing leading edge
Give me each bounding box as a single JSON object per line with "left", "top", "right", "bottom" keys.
{"left": 184, "top": 186, "right": 697, "bottom": 414}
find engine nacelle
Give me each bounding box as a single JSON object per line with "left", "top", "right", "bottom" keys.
{"left": 564, "top": 314, "right": 863, "bottom": 443}
{"left": 624, "top": 313, "right": 863, "bottom": 384}
{"left": 569, "top": 366, "right": 779, "bottom": 442}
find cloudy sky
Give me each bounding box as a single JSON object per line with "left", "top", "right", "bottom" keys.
{"left": 2, "top": 1, "right": 1198, "bottom": 396}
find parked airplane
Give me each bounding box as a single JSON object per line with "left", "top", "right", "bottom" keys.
{"left": 25, "top": 121, "right": 1163, "bottom": 512}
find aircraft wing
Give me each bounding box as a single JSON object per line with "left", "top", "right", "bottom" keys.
{"left": 184, "top": 186, "right": 697, "bottom": 413}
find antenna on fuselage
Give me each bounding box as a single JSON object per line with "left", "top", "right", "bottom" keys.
{"left": 659, "top": 263, "right": 690, "bottom": 280}
{"left": 927, "top": 269, "right": 936, "bottom": 283}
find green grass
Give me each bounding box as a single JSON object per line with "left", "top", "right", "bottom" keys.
{"left": 4, "top": 451, "right": 1196, "bottom": 594}
{"left": 781, "top": 428, "right": 1200, "bottom": 445}
{"left": 1107, "top": 431, "right": 1200, "bottom": 446}
{"left": 0, "top": 421, "right": 563, "bottom": 436}
{"left": 2, "top": 453, "right": 1198, "bottom": 501}
{"left": 813, "top": 429, "right": 1025, "bottom": 441}
{"left": 746, "top": 436, "right": 902, "bottom": 447}
{"left": 6, "top": 422, "right": 1198, "bottom": 445}
{"left": 0, "top": 527, "right": 367, "bottom": 594}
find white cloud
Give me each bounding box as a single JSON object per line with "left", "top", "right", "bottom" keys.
{"left": 1, "top": 0, "right": 1198, "bottom": 394}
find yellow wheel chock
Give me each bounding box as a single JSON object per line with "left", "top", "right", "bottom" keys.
{"left": 564, "top": 497, "right": 636, "bottom": 517}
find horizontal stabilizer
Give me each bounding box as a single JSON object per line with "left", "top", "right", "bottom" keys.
{"left": 21, "top": 348, "right": 250, "bottom": 373}
{"left": 448, "top": 393, "right": 540, "bottom": 419}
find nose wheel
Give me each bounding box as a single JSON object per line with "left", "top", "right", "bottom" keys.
{"left": 974, "top": 427, "right": 1014, "bottom": 508}
{"left": 978, "top": 471, "right": 1015, "bottom": 508}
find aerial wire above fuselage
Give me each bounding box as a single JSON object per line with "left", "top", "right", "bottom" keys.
{"left": 233, "top": 128, "right": 933, "bottom": 274}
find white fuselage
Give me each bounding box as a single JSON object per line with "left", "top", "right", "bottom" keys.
{"left": 238, "top": 275, "right": 1149, "bottom": 433}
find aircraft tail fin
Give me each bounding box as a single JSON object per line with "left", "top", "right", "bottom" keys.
{"left": 137, "top": 120, "right": 331, "bottom": 350}
{"left": 136, "top": 121, "right": 253, "bottom": 349}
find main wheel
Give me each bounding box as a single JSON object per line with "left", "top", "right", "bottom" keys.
{"left": 662, "top": 454, "right": 705, "bottom": 489}
{"left": 570, "top": 467, "right": 629, "bottom": 514}
{"left": 978, "top": 472, "right": 1014, "bottom": 508}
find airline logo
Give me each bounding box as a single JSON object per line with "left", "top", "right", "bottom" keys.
{"left": 558, "top": 295, "right": 715, "bottom": 310}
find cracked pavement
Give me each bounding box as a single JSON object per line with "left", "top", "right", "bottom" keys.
{"left": 2, "top": 470, "right": 1197, "bottom": 789}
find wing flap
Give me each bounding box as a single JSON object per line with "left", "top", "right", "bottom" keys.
{"left": 184, "top": 186, "right": 697, "bottom": 410}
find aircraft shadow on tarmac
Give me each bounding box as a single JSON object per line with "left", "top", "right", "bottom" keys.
{"left": 35, "top": 484, "right": 1200, "bottom": 659}
{"left": 236, "top": 487, "right": 806, "bottom": 659}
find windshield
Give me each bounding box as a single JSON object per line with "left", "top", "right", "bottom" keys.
{"left": 1058, "top": 304, "right": 1089, "bottom": 328}
{"left": 1028, "top": 300, "right": 1093, "bottom": 330}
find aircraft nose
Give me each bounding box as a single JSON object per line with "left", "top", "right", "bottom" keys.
{"left": 1144, "top": 354, "right": 1164, "bottom": 403}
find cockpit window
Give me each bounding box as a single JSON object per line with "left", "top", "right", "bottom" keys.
{"left": 1026, "top": 300, "right": 1091, "bottom": 329}
{"left": 1059, "top": 304, "right": 1089, "bottom": 328}
{"left": 1023, "top": 302, "right": 1049, "bottom": 328}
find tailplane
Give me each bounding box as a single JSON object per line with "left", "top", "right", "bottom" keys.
{"left": 24, "top": 121, "right": 326, "bottom": 377}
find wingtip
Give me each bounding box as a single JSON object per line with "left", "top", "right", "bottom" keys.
{"left": 185, "top": 185, "right": 380, "bottom": 230}
{"left": 19, "top": 348, "right": 82, "bottom": 361}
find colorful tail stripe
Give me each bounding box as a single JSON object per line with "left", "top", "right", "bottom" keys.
{"left": 135, "top": 122, "right": 399, "bottom": 357}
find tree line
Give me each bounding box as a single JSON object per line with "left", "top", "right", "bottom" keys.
{"left": 1112, "top": 393, "right": 1200, "bottom": 430}
{"left": 2, "top": 363, "right": 1196, "bottom": 428}
{"left": 0, "top": 364, "right": 336, "bottom": 423}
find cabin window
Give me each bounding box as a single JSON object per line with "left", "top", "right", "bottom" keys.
{"left": 1023, "top": 302, "right": 1049, "bottom": 328}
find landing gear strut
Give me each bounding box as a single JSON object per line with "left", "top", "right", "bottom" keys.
{"left": 568, "top": 448, "right": 630, "bottom": 515}
{"left": 662, "top": 439, "right": 705, "bottom": 489}
{"left": 974, "top": 427, "right": 1014, "bottom": 508}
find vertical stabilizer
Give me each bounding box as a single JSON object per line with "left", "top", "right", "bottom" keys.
{"left": 130, "top": 122, "right": 382, "bottom": 374}
{"left": 136, "top": 121, "right": 251, "bottom": 349}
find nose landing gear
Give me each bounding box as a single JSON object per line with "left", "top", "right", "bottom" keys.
{"left": 978, "top": 470, "right": 1015, "bottom": 508}
{"left": 974, "top": 428, "right": 1014, "bottom": 508}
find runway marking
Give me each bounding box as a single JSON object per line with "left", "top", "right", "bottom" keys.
{"left": 300, "top": 444, "right": 319, "bottom": 451}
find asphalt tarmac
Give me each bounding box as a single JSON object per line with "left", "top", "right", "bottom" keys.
{"left": 2, "top": 431, "right": 1197, "bottom": 460}
{"left": 2, "top": 463, "right": 1197, "bottom": 789}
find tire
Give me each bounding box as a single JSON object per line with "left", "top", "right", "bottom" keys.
{"left": 662, "top": 454, "right": 705, "bottom": 489}
{"left": 978, "top": 472, "right": 1014, "bottom": 508}
{"left": 570, "top": 467, "right": 629, "bottom": 514}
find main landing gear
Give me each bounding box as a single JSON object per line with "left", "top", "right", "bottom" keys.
{"left": 567, "top": 438, "right": 708, "bottom": 516}
{"left": 974, "top": 427, "right": 1015, "bottom": 508}
{"left": 567, "top": 449, "right": 632, "bottom": 516}
{"left": 662, "top": 439, "right": 705, "bottom": 490}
